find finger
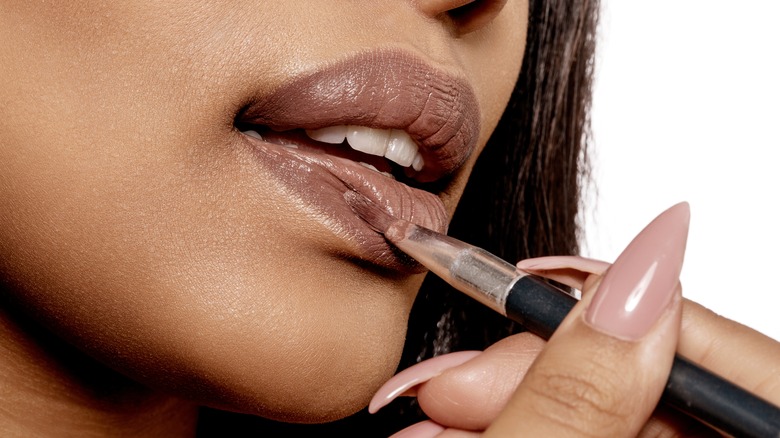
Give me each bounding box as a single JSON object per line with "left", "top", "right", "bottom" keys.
{"left": 389, "top": 420, "right": 481, "bottom": 438}
{"left": 638, "top": 405, "right": 722, "bottom": 437}
{"left": 370, "top": 333, "right": 546, "bottom": 429}
{"left": 486, "top": 202, "right": 689, "bottom": 437}
{"left": 388, "top": 420, "right": 446, "bottom": 438}
{"left": 513, "top": 258, "right": 713, "bottom": 437}
{"left": 518, "top": 255, "right": 780, "bottom": 435}
{"left": 677, "top": 300, "right": 780, "bottom": 406}
{"left": 522, "top": 259, "right": 780, "bottom": 408}
{"left": 416, "top": 333, "right": 545, "bottom": 430}
{"left": 369, "top": 350, "right": 482, "bottom": 413}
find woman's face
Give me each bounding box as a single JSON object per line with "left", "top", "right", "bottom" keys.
{"left": 0, "top": 1, "right": 527, "bottom": 422}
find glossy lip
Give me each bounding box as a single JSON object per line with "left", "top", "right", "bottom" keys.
{"left": 239, "top": 49, "right": 481, "bottom": 183}
{"left": 235, "top": 49, "right": 481, "bottom": 272}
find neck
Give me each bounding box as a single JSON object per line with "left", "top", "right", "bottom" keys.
{"left": 0, "top": 303, "right": 198, "bottom": 437}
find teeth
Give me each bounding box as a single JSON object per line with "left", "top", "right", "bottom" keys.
{"left": 346, "top": 126, "right": 390, "bottom": 156}
{"left": 305, "top": 125, "right": 347, "bottom": 144}
{"left": 246, "top": 125, "right": 425, "bottom": 170}
{"left": 385, "top": 129, "right": 417, "bottom": 167}
{"left": 412, "top": 154, "right": 424, "bottom": 171}
{"left": 242, "top": 129, "right": 263, "bottom": 140}
{"left": 359, "top": 162, "right": 396, "bottom": 180}
{"left": 305, "top": 124, "right": 424, "bottom": 170}
{"left": 358, "top": 162, "right": 380, "bottom": 172}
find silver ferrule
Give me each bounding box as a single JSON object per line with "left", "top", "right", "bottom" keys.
{"left": 393, "top": 224, "right": 521, "bottom": 315}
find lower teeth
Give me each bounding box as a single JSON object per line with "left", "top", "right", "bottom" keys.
{"left": 359, "top": 162, "right": 395, "bottom": 180}
{"left": 358, "top": 162, "right": 379, "bottom": 172}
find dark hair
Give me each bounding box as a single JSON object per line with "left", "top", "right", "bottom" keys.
{"left": 198, "top": 0, "right": 599, "bottom": 434}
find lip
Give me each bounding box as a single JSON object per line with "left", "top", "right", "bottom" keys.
{"left": 235, "top": 49, "right": 481, "bottom": 272}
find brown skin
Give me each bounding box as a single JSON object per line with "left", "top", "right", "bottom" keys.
{"left": 0, "top": 0, "right": 527, "bottom": 433}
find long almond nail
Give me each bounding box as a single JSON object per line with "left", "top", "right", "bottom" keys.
{"left": 368, "top": 350, "right": 480, "bottom": 413}
{"left": 516, "top": 255, "right": 610, "bottom": 275}
{"left": 585, "top": 202, "right": 690, "bottom": 340}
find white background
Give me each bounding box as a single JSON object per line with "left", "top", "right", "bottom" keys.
{"left": 585, "top": 1, "right": 780, "bottom": 340}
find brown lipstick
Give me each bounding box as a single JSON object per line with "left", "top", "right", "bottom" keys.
{"left": 234, "top": 49, "right": 480, "bottom": 271}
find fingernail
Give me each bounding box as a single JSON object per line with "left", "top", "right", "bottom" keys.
{"left": 368, "top": 350, "right": 481, "bottom": 413}
{"left": 585, "top": 202, "right": 690, "bottom": 340}
{"left": 389, "top": 420, "right": 445, "bottom": 438}
{"left": 516, "top": 255, "right": 609, "bottom": 274}
{"left": 515, "top": 256, "right": 611, "bottom": 291}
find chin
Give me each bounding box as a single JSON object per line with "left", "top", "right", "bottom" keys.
{"left": 211, "top": 338, "right": 407, "bottom": 424}
{"left": 177, "top": 321, "right": 408, "bottom": 423}
{"left": 89, "top": 262, "right": 419, "bottom": 424}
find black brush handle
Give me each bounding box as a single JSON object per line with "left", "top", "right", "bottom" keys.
{"left": 504, "top": 274, "right": 780, "bottom": 438}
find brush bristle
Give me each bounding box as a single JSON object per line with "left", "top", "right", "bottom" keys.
{"left": 343, "top": 191, "right": 396, "bottom": 234}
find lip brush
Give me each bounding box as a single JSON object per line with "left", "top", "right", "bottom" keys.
{"left": 344, "top": 190, "right": 780, "bottom": 438}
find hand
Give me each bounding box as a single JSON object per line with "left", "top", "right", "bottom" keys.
{"left": 370, "top": 203, "right": 780, "bottom": 436}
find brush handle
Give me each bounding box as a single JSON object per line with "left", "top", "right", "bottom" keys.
{"left": 505, "top": 274, "right": 780, "bottom": 438}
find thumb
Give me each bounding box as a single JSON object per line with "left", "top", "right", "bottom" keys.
{"left": 486, "top": 202, "right": 689, "bottom": 437}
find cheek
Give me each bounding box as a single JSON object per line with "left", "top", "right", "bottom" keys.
{"left": 0, "top": 130, "right": 419, "bottom": 421}
{"left": 465, "top": 0, "right": 528, "bottom": 152}
{"left": 1, "top": 194, "right": 418, "bottom": 421}
{"left": 438, "top": 0, "right": 528, "bottom": 213}
{"left": 0, "top": 11, "right": 419, "bottom": 423}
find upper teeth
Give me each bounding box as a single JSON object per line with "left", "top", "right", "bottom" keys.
{"left": 305, "top": 125, "right": 424, "bottom": 171}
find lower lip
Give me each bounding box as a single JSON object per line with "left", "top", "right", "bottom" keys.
{"left": 239, "top": 134, "right": 448, "bottom": 272}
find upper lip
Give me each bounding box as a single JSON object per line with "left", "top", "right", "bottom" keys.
{"left": 236, "top": 49, "right": 481, "bottom": 183}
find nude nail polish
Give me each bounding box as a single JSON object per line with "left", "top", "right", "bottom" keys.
{"left": 585, "top": 202, "right": 690, "bottom": 341}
